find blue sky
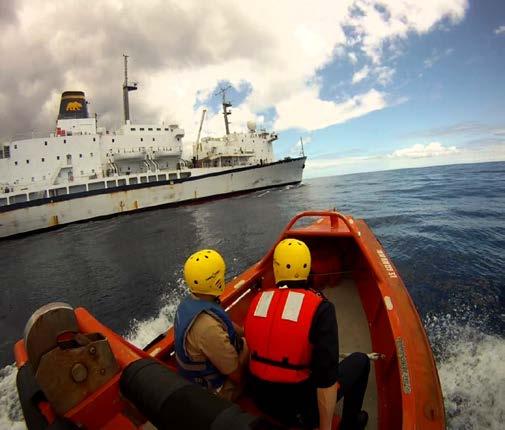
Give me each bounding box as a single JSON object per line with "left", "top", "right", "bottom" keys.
{"left": 270, "top": 1, "right": 505, "bottom": 177}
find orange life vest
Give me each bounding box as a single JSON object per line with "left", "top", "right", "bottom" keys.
{"left": 244, "top": 287, "right": 322, "bottom": 384}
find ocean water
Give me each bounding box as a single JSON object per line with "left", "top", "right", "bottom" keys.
{"left": 0, "top": 161, "right": 504, "bottom": 429}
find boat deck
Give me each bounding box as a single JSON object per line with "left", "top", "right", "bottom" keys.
{"left": 323, "top": 277, "right": 378, "bottom": 429}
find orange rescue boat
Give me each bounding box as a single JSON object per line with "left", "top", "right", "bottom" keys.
{"left": 14, "top": 211, "right": 445, "bottom": 429}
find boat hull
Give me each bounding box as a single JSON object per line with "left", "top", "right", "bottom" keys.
{"left": 0, "top": 157, "right": 305, "bottom": 238}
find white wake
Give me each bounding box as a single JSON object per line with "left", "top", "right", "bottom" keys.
{"left": 1, "top": 302, "right": 504, "bottom": 429}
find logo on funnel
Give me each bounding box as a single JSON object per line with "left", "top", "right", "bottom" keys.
{"left": 66, "top": 101, "right": 82, "bottom": 111}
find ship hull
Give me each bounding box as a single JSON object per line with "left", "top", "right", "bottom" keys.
{"left": 0, "top": 157, "right": 305, "bottom": 238}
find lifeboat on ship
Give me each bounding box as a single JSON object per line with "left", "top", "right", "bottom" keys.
{"left": 13, "top": 211, "right": 445, "bottom": 430}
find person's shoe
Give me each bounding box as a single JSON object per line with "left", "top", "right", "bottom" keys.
{"left": 355, "top": 411, "right": 368, "bottom": 429}
{"left": 340, "top": 410, "right": 368, "bottom": 430}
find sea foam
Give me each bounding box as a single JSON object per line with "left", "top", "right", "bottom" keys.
{"left": 1, "top": 301, "right": 504, "bottom": 429}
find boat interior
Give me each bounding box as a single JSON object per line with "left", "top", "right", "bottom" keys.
{"left": 219, "top": 233, "right": 385, "bottom": 429}
{"left": 151, "top": 220, "right": 401, "bottom": 428}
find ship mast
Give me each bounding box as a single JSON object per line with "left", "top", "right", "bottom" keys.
{"left": 122, "top": 54, "right": 138, "bottom": 124}
{"left": 215, "top": 85, "right": 232, "bottom": 135}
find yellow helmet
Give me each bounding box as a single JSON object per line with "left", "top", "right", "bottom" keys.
{"left": 273, "top": 238, "right": 311, "bottom": 283}
{"left": 184, "top": 249, "right": 226, "bottom": 296}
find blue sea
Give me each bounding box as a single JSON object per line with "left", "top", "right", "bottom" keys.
{"left": 1, "top": 161, "right": 504, "bottom": 429}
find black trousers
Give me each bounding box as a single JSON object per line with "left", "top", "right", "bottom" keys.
{"left": 248, "top": 352, "right": 370, "bottom": 429}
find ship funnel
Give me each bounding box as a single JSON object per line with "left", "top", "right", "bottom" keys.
{"left": 58, "top": 91, "right": 89, "bottom": 120}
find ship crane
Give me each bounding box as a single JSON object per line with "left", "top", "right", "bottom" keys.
{"left": 122, "top": 54, "right": 138, "bottom": 123}
{"left": 195, "top": 109, "right": 207, "bottom": 161}
{"left": 215, "top": 85, "right": 232, "bottom": 135}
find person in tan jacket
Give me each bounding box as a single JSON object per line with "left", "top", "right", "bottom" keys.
{"left": 173, "top": 249, "right": 248, "bottom": 400}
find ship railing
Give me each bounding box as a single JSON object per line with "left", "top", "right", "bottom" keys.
{"left": 0, "top": 170, "right": 192, "bottom": 207}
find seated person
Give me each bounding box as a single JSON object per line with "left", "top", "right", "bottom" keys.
{"left": 174, "top": 249, "right": 248, "bottom": 400}
{"left": 244, "top": 239, "right": 370, "bottom": 430}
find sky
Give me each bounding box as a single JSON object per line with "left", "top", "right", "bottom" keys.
{"left": 0, "top": 0, "right": 504, "bottom": 178}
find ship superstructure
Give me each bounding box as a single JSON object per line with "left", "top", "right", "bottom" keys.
{"left": 0, "top": 57, "right": 305, "bottom": 237}
{"left": 193, "top": 86, "right": 277, "bottom": 168}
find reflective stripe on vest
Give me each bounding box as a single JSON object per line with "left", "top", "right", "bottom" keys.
{"left": 174, "top": 296, "right": 237, "bottom": 390}
{"left": 244, "top": 288, "right": 322, "bottom": 384}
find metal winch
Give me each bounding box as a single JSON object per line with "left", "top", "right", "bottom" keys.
{"left": 24, "top": 302, "right": 120, "bottom": 415}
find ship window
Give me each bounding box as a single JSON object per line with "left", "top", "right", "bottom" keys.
{"left": 106, "top": 180, "right": 116, "bottom": 188}
{"left": 148, "top": 175, "right": 157, "bottom": 182}
{"left": 140, "top": 128, "right": 145, "bottom": 131}
{"left": 153, "top": 138, "right": 155, "bottom": 141}
{"left": 44, "top": 141, "right": 48, "bottom": 146}
{"left": 26, "top": 159, "right": 29, "bottom": 164}
{"left": 140, "top": 176, "right": 148, "bottom": 183}
{"left": 54, "top": 187, "right": 67, "bottom": 196}
{"left": 169, "top": 173, "right": 177, "bottom": 180}
{"left": 140, "top": 138, "right": 144, "bottom": 142}
{"left": 129, "top": 177, "right": 138, "bottom": 185}
{"left": 90, "top": 153, "right": 93, "bottom": 157}
{"left": 180, "top": 172, "right": 191, "bottom": 179}
{"left": 0, "top": 197, "right": 7, "bottom": 206}
{"left": 41, "top": 158, "right": 45, "bottom": 162}
{"left": 92, "top": 169, "right": 95, "bottom": 173}
{"left": 10, "top": 194, "right": 28, "bottom": 203}
{"left": 93, "top": 138, "right": 96, "bottom": 142}
{"left": 14, "top": 145, "right": 17, "bottom": 149}
{"left": 157, "top": 128, "right": 161, "bottom": 131}
{"left": 118, "top": 179, "right": 127, "bottom": 186}
{"left": 88, "top": 182, "right": 105, "bottom": 191}
{"left": 64, "top": 139, "right": 66, "bottom": 143}
{"left": 165, "top": 128, "right": 169, "bottom": 131}
{"left": 15, "top": 161, "right": 18, "bottom": 165}
{"left": 148, "top": 128, "right": 153, "bottom": 131}
{"left": 69, "top": 185, "right": 86, "bottom": 194}
{"left": 80, "top": 170, "right": 84, "bottom": 175}
{"left": 79, "top": 154, "right": 83, "bottom": 158}
{"left": 131, "top": 128, "right": 136, "bottom": 131}
{"left": 31, "top": 177, "right": 34, "bottom": 182}
{"left": 112, "top": 139, "right": 115, "bottom": 143}
{"left": 158, "top": 174, "right": 167, "bottom": 181}
{"left": 29, "top": 191, "right": 47, "bottom": 200}
{"left": 57, "top": 156, "right": 60, "bottom": 160}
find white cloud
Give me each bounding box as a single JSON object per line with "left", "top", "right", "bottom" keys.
{"left": 348, "top": 52, "right": 358, "bottom": 64}
{"left": 390, "top": 142, "right": 459, "bottom": 158}
{"left": 274, "top": 87, "right": 387, "bottom": 131}
{"left": 0, "top": 0, "right": 470, "bottom": 147}
{"left": 424, "top": 47, "right": 454, "bottom": 68}
{"left": 348, "top": 0, "right": 467, "bottom": 63}
{"left": 304, "top": 142, "right": 505, "bottom": 178}
{"left": 495, "top": 25, "right": 505, "bottom": 35}
{"left": 374, "top": 66, "right": 396, "bottom": 85}
{"left": 352, "top": 65, "right": 370, "bottom": 84}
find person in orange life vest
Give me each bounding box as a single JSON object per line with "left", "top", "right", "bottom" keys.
{"left": 244, "top": 239, "right": 370, "bottom": 430}
{"left": 174, "top": 249, "right": 249, "bottom": 401}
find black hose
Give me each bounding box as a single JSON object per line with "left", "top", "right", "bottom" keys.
{"left": 120, "top": 358, "right": 283, "bottom": 430}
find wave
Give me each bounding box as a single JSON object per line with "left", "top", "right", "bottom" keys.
{"left": 125, "top": 292, "right": 181, "bottom": 348}
{"left": 425, "top": 312, "right": 505, "bottom": 429}
{"left": 255, "top": 190, "right": 270, "bottom": 198}
{"left": 2, "top": 300, "right": 504, "bottom": 429}
{"left": 0, "top": 365, "right": 24, "bottom": 430}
